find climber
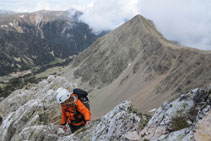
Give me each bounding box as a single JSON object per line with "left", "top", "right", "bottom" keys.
{"left": 56, "top": 88, "right": 91, "bottom": 133}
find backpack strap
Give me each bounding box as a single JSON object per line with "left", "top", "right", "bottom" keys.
{"left": 73, "top": 95, "right": 77, "bottom": 102}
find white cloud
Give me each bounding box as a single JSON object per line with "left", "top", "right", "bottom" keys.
{"left": 34, "top": 1, "right": 51, "bottom": 11}
{"left": 79, "top": 0, "right": 211, "bottom": 50}
{"left": 80, "top": 0, "right": 140, "bottom": 33}
{"left": 139, "top": 0, "right": 211, "bottom": 50}
{"left": 5, "top": 0, "right": 92, "bottom": 12}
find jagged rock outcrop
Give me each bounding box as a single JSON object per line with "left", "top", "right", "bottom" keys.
{"left": 0, "top": 75, "right": 76, "bottom": 141}
{"left": 141, "top": 87, "right": 211, "bottom": 141}
{"left": 0, "top": 75, "right": 210, "bottom": 140}
{"left": 0, "top": 76, "right": 143, "bottom": 141}
{"left": 60, "top": 101, "right": 141, "bottom": 141}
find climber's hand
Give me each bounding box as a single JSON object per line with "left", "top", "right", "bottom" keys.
{"left": 62, "top": 125, "right": 67, "bottom": 132}
{"left": 86, "top": 120, "right": 91, "bottom": 126}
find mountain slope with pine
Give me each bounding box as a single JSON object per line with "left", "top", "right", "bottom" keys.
{"left": 0, "top": 10, "right": 100, "bottom": 76}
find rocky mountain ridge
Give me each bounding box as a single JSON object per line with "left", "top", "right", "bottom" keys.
{"left": 0, "top": 10, "right": 101, "bottom": 76}
{"left": 72, "top": 14, "right": 211, "bottom": 91}
{"left": 65, "top": 14, "right": 211, "bottom": 116}
{"left": 141, "top": 87, "right": 211, "bottom": 140}
{"left": 0, "top": 75, "right": 210, "bottom": 141}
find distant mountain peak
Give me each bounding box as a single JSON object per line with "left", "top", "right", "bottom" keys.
{"left": 0, "top": 10, "right": 15, "bottom": 14}
{"left": 69, "top": 14, "right": 211, "bottom": 117}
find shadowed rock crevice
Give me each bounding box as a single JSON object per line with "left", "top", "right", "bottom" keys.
{"left": 0, "top": 116, "right": 2, "bottom": 126}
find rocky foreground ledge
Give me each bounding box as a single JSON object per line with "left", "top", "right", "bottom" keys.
{"left": 141, "top": 87, "right": 211, "bottom": 141}
{"left": 0, "top": 76, "right": 210, "bottom": 141}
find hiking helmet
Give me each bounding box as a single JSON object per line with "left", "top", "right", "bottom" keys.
{"left": 56, "top": 88, "right": 71, "bottom": 104}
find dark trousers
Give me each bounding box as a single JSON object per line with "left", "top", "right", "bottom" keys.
{"left": 68, "top": 124, "right": 85, "bottom": 133}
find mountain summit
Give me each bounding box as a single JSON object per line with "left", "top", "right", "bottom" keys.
{"left": 65, "top": 14, "right": 211, "bottom": 116}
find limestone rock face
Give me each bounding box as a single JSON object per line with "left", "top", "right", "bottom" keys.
{"left": 0, "top": 75, "right": 211, "bottom": 141}
{"left": 0, "top": 76, "right": 142, "bottom": 141}
{"left": 141, "top": 87, "right": 211, "bottom": 141}
{"left": 0, "top": 75, "right": 77, "bottom": 141}
{"left": 60, "top": 101, "right": 141, "bottom": 141}
{"left": 194, "top": 110, "right": 211, "bottom": 141}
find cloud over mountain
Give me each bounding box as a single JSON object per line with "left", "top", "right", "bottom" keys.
{"left": 80, "top": 0, "right": 141, "bottom": 33}
{"left": 77, "top": 0, "right": 211, "bottom": 50}
{"left": 1, "top": 0, "right": 211, "bottom": 49}
{"left": 140, "top": 0, "right": 211, "bottom": 50}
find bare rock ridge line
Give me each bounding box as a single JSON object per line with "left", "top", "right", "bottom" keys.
{"left": 0, "top": 76, "right": 210, "bottom": 140}
{"left": 72, "top": 14, "right": 211, "bottom": 91}
{"left": 67, "top": 14, "right": 211, "bottom": 115}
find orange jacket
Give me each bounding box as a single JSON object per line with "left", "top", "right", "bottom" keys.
{"left": 60, "top": 94, "right": 91, "bottom": 126}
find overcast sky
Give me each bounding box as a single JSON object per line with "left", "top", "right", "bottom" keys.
{"left": 0, "top": 0, "right": 211, "bottom": 50}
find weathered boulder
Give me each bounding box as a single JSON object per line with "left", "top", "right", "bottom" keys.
{"left": 194, "top": 110, "right": 211, "bottom": 141}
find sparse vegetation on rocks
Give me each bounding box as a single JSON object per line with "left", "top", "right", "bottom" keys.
{"left": 0, "top": 58, "right": 72, "bottom": 98}
{"left": 169, "top": 116, "right": 189, "bottom": 132}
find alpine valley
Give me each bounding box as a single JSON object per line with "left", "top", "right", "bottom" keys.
{"left": 0, "top": 9, "right": 101, "bottom": 76}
